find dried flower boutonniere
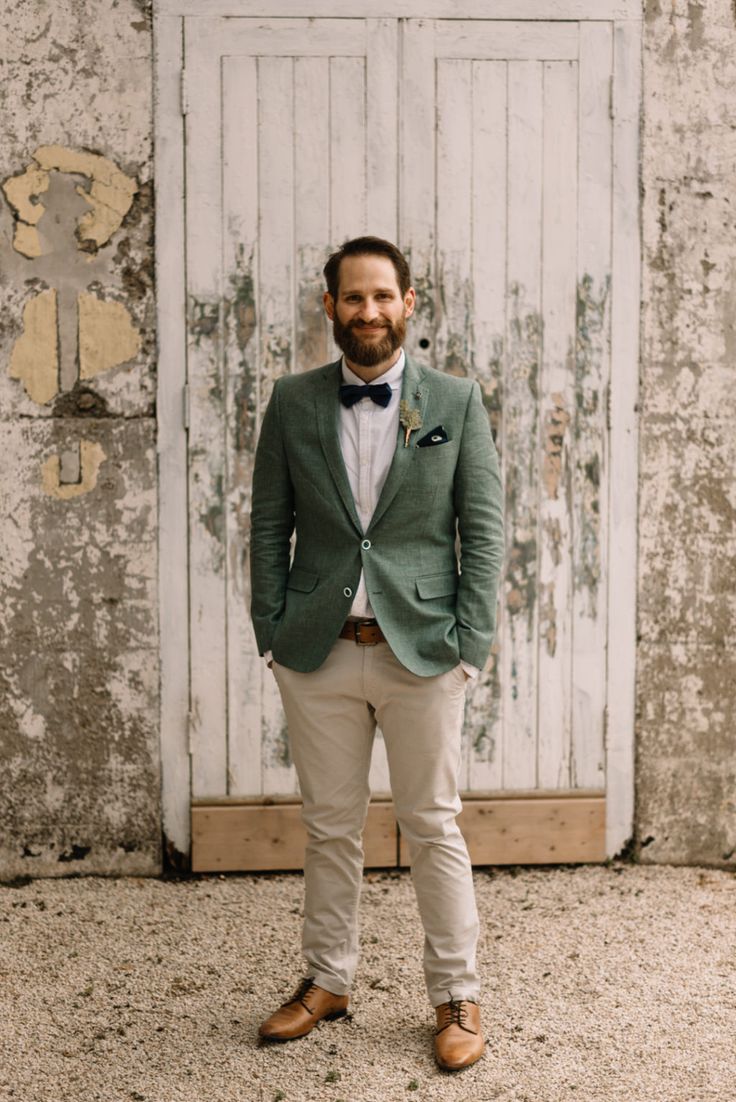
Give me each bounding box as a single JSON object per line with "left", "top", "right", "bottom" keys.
{"left": 399, "top": 400, "right": 423, "bottom": 448}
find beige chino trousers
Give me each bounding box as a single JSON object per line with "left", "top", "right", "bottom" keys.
{"left": 272, "top": 637, "right": 480, "bottom": 1008}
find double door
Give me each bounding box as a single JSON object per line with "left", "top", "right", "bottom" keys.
{"left": 159, "top": 9, "right": 640, "bottom": 864}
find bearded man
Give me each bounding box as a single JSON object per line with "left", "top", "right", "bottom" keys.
{"left": 250, "top": 236, "right": 504, "bottom": 1070}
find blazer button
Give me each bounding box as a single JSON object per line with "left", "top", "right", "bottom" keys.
{"left": 361, "top": 539, "right": 371, "bottom": 550}
{"left": 343, "top": 586, "right": 353, "bottom": 598}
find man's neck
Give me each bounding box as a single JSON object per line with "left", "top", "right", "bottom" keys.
{"left": 343, "top": 349, "right": 402, "bottom": 384}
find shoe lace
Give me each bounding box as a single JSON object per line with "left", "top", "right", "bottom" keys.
{"left": 436, "top": 997, "right": 473, "bottom": 1035}
{"left": 283, "top": 977, "right": 317, "bottom": 1015}
{"left": 436, "top": 1000, "right": 478, "bottom": 1031}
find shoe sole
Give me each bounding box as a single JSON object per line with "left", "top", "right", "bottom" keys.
{"left": 258, "top": 1008, "right": 348, "bottom": 1043}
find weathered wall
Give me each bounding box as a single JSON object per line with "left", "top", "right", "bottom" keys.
{"left": 637, "top": 0, "right": 736, "bottom": 865}
{"left": 2, "top": 0, "right": 734, "bottom": 877}
{"left": 0, "top": 0, "right": 160, "bottom": 877}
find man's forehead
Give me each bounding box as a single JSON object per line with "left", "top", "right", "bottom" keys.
{"left": 337, "top": 254, "right": 400, "bottom": 293}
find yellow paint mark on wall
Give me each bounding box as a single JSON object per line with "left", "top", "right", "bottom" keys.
{"left": 13, "top": 223, "right": 43, "bottom": 259}
{"left": 41, "top": 440, "right": 106, "bottom": 500}
{"left": 9, "top": 290, "right": 59, "bottom": 404}
{"left": 78, "top": 293, "right": 141, "bottom": 377}
{"left": 2, "top": 165, "right": 49, "bottom": 223}
{"left": 35, "top": 145, "right": 137, "bottom": 250}
{"left": 2, "top": 145, "right": 137, "bottom": 257}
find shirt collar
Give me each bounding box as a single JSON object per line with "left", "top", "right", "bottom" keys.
{"left": 340, "top": 348, "right": 405, "bottom": 389}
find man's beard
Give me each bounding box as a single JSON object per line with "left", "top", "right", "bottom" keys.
{"left": 332, "top": 311, "right": 407, "bottom": 367}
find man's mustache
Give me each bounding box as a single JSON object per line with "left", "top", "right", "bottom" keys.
{"left": 349, "top": 320, "right": 391, "bottom": 330}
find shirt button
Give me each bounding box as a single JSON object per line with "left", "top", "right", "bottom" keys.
{"left": 361, "top": 539, "right": 371, "bottom": 550}
{"left": 343, "top": 587, "right": 353, "bottom": 598}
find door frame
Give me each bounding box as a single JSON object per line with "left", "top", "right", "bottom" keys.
{"left": 153, "top": 1, "right": 642, "bottom": 866}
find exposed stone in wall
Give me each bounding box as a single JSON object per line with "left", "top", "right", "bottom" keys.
{"left": 638, "top": 0, "right": 736, "bottom": 865}
{"left": 0, "top": 0, "right": 159, "bottom": 877}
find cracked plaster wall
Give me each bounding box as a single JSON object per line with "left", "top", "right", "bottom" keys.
{"left": 2, "top": 0, "right": 735, "bottom": 878}
{"left": 0, "top": 0, "right": 159, "bottom": 877}
{"left": 638, "top": 0, "right": 736, "bottom": 866}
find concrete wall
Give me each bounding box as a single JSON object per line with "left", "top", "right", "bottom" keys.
{"left": 637, "top": 0, "right": 736, "bottom": 865}
{"left": 1, "top": 1, "right": 735, "bottom": 877}
{"left": 0, "top": 0, "right": 160, "bottom": 877}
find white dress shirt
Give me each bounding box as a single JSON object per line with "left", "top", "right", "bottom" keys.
{"left": 266, "top": 349, "right": 478, "bottom": 678}
{"left": 339, "top": 351, "right": 405, "bottom": 619}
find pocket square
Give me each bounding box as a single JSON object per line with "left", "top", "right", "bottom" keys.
{"left": 417, "top": 425, "right": 449, "bottom": 448}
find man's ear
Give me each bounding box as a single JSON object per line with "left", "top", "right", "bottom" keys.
{"left": 323, "top": 292, "right": 335, "bottom": 320}
{"left": 404, "top": 287, "right": 416, "bottom": 319}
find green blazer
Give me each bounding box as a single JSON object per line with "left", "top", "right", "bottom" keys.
{"left": 250, "top": 354, "right": 504, "bottom": 676}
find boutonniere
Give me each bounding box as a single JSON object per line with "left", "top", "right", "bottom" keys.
{"left": 399, "top": 400, "right": 423, "bottom": 448}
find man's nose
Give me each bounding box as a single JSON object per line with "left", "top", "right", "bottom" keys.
{"left": 357, "top": 299, "right": 381, "bottom": 321}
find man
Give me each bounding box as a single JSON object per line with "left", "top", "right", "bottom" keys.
{"left": 250, "top": 236, "right": 503, "bottom": 1071}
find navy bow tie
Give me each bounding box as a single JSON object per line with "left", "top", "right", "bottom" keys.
{"left": 339, "top": 382, "right": 393, "bottom": 409}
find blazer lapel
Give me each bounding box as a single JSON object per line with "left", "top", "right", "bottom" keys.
{"left": 367, "top": 354, "right": 429, "bottom": 534}
{"left": 315, "top": 360, "right": 363, "bottom": 534}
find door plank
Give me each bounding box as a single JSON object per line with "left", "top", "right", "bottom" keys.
{"left": 294, "top": 56, "right": 332, "bottom": 373}
{"left": 329, "top": 56, "right": 367, "bottom": 243}
{"left": 572, "top": 23, "right": 612, "bottom": 791}
{"left": 222, "top": 55, "right": 264, "bottom": 796}
{"left": 464, "top": 59, "right": 508, "bottom": 792}
{"left": 401, "top": 793, "right": 606, "bottom": 865}
{"left": 606, "top": 20, "right": 641, "bottom": 854}
{"left": 435, "top": 57, "right": 474, "bottom": 789}
{"left": 182, "top": 16, "right": 366, "bottom": 57}
{"left": 257, "top": 56, "right": 300, "bottom": 796}
{"left": 501, "top": 59, "right": 544, "bottom": 790}
{"left": 537, "top": 59, "right": 578, "bottom": 789}
{"left": 436, "top": 59, "right": 473, "bottom": 381}
{"left": 366, "top": 19, "right": 399, "bottom": 241}
{"left": 185, "top": 35, "right": 229, "bottom": 797}
{"left": 435, "top": 20, "right": 578, "bottom": 60}
{"left": 400, "top": 19, "right": 437, "bottom": 369}
{"left": 192, "top": 800, "right": 399, "bottom": 871}
{"left": 165, "top": 1, "right": 642, "bottom": 18}
{"left": 155, "top": 12, "right": 191, "bottom": 857}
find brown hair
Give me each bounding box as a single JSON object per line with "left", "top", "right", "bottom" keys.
{"left": 323, "top": 236, "right": 412, "bottom": 300}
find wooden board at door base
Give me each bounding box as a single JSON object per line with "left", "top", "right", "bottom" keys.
{"left": 191, "top": 792, "right": 606, "bottom": 871}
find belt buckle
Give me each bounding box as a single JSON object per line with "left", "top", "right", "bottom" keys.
{"left": 354, "top": 619, "right": 378, "bottom": 646}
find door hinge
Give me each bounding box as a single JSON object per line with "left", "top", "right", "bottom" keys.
{"left": 608, "top": 75, "right": 614, "bottom": 121}
{"left": 183, "top": 383, "right": 190, "bottom": 430}
{"left": 187, "top": 710, "right": 194, "bottom": 756}
{"left": 180, "top": 68, "right": 189, "bottom": 116}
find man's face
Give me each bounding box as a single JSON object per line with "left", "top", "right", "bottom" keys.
{"left": 324, "top": 254, "right": 415, "bottom": 367}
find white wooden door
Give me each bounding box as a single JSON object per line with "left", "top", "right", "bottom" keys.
{"left": 159, "top": 7, "right": 640, "bottom": 859}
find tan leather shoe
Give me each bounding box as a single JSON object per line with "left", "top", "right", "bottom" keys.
{"left": 258, "top": 978, "right": 349, "bottom": 1042}
{"left": 434, "top": 998, "right": 485, "bottom": 1071}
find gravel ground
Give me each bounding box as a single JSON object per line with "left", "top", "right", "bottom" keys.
{"left": 1, "top": 863, "right": 734, "bottom": 1102}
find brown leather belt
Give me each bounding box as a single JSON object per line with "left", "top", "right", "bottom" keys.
{"left": 339, "top": 619, "right": 386, "bottom": 646}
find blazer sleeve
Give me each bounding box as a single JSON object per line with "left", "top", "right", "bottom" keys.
{"left": 250, "top": 378, "right": 295, "bottom": 655}
{"left": 452, "top": 381, "right": 504, "bottom": 669}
